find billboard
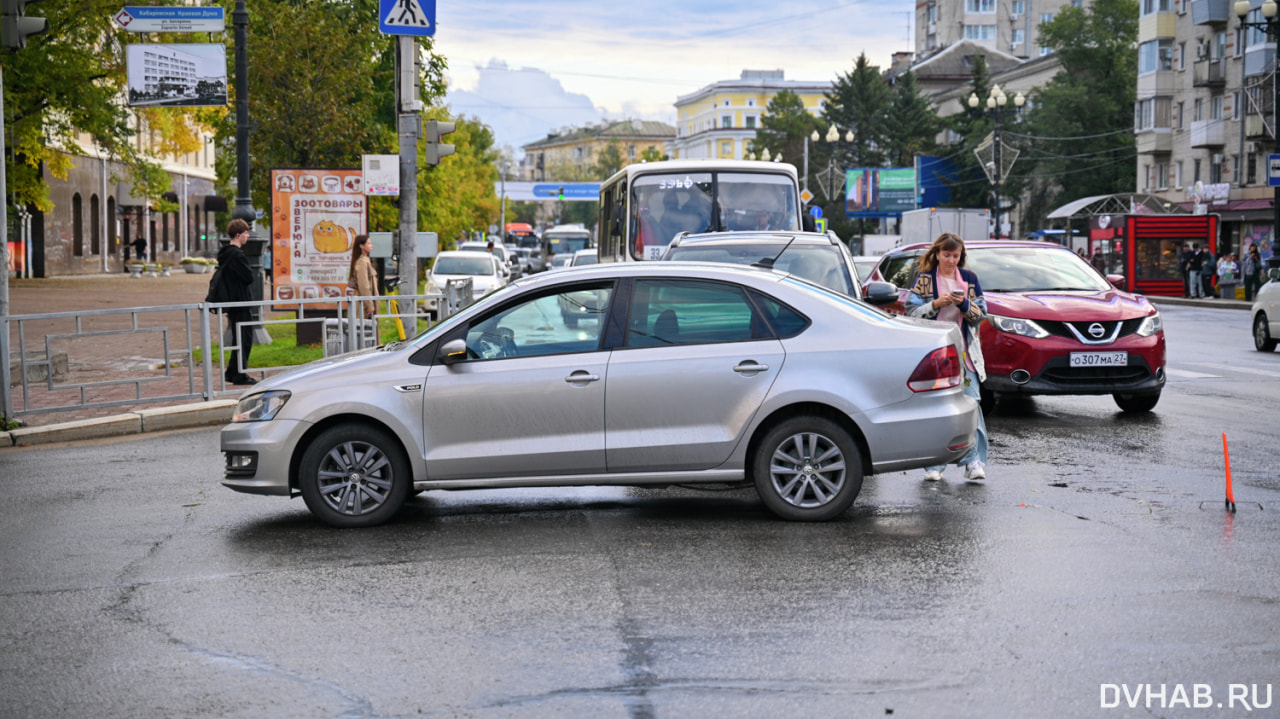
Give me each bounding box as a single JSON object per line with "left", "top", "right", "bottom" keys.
{"left": 270, "top": 169, "right": 367, "bottom": 309}
{"left": 126, "top": 43, "right": 227, "bottom": 107}
{"left": 844, "top": 168, "right": 917, "bottom": 216}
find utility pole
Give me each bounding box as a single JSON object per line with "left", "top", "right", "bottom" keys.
{"left": 397, "top": 36, "right": 421, "bottom": 294}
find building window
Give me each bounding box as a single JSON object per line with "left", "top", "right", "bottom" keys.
{"left": 1247, "top": 152, "right": 1258, "bottom": 184}
{"left": 1154, "top": 161, "right": 1169, "bottom": 189}
{"left": 721, "top": 115, "right": 733, "bottom": 128}
{"left": 723, "top": 99, "right": 730, "bottom": 107}
{"left": 73, "top": 193, "right": 84, "bottom": 257}
{"left": 1193, "top": 158, "right": 1202, "bottom": 183}
{"left": 1141, "top": 0, "right": 1171, "bottom": 15}
{"left": 720, "top": 140, "right": 732, "bottom": 155}
{"left": 1041, "top": 12, "right": 1054, "bottom": 23}
{"left": 1134, "top": 96, "right": 1172, "bottom": 130}
{"left": 1210, "top": 154, "right": 1223, "bottom": 183}
{"left": 1175, "top": 160, "right": 1184, "bottom": 188}
{"left": 1211, "top": 95, "right": 1223, "bottom": 120}
{"left": 966, "top": 0, "right": 995, "bottom": 13}
{"left": 1039, "top": 45, "right": 1054, "bottom": 56}
{"left": 927, "top": 1, "right": 938, "bottom": 22}
{"left": 746, "top": 98, "right": 755, "bottom": 107}
{"left": 1011, "top": 0, "right": 1024, "bottom": 15}
{"left": 1139, "top": 39, "right": 1174, "bottom": 74}
{"left": 745, "top": 115, "right": 758, "bottom": 129}
{"left": 964, "top": 24, "right": 997, "bottom": 40}
{"left": 1011, "top": 28, "right": 1024, "bottom": 46}
{"left": 1178, "top": 41, "right": 1186, "bottom": 70}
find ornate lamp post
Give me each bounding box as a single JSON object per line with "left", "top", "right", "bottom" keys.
{"left": 230, "top": 0, "right": 266, "bottom": 326}
{"left": 968, "top": 84, "right": 1025, "bottom": 238}
{"left": 1236, "top": 0, "right": 1280, "bottom": 261}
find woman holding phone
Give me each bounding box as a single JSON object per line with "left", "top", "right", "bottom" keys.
{"left": 905, "top": 232, "right": 989, "bottom": 482}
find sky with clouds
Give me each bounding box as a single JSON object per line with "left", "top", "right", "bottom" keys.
{"left": 428, "top": 0, "right": 913, "bottom": 157}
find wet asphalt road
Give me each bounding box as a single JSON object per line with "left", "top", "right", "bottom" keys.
{"left": 1, "top": 304, "right": 1278, "bottom": 718}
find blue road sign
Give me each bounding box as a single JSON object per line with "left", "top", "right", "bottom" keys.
{"left": 380, "top": 0, "right": 436, "bottom": 36}
{"left": 809, "top": 206, "right": 823, "bottom": 218}
{"left": 532, "top": 183, "right": 600, "bottom": 200}
{"left": 115, "top": 6, "right": 225, "bottom": 33}
{"left": 1270, "top": 154, "right": 1280, "bottom": 188}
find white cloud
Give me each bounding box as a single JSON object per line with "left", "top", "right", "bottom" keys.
{"left": 433, "top": 0, "right": 912, "bottom": 155}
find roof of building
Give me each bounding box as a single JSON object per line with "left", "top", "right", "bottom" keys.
{"left": 522, "top": 119, "right": 676, "bottom": 151}
{"left": 907, "top": 40, "right": 1025, "bottom": 82}
{"left": 675, "top": 69, "right": 829, "bottom": 107}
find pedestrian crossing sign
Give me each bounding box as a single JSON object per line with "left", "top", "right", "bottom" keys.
{"left": 379, "top": 0, "right": 435, "bottom": 36}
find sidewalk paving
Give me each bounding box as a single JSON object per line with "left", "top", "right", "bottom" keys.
{"left": 1, "top": 273, "right": 1257, "bottom": 449}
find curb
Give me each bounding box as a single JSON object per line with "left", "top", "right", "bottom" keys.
{"left": 2, "top": 400, "right": 237, "bottom": 448}
{"left": 1147, "top": 295, "right": 1252, "bottom": 311}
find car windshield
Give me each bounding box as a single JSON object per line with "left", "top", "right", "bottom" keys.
{"left": 545, "top": 232, "right": 591, "bottom": 255}
{"left": 665, "top": 243, "right": 855, "bottom": 296}
{"left": 460, "top": 243, "right": 505, "bottom": 260}
{"left": 967, "top": 247, "right": 1113, "bottom": 292}
{"left": 573, "top": 253, "right": 598, "bottom": 266}
{"left": 433, "top": 255, "right": 493, "bottom": 275}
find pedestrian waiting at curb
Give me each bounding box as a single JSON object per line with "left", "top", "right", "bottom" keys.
{"left": 1243, "top": 245, "right": 1263, "bottom": 302}
{"left": 905, "top": 232, "right": 990, "bottom": 483}
{"left": 216, "top": 219, "right": 258, "bottom": 386}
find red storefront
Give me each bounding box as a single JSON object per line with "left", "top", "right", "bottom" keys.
{"left": 1087, "top": 214, "right": 1219, "bottom": 297}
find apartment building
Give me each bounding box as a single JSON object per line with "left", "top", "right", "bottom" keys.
{"left": 520, "top": 119, "right": 676, "bottom": 181}
{"left": 668, "top": 70, "right": 829, "bottom": 161}
{"left": 1134, "top": 0, "right": 1275, "bottom": 256}
{"left": 918, "top": 0, "right": 1085, "bottom": 60}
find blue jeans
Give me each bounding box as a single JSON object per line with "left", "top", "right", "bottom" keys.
{"left": 927, "top": 364, "right": 988, "bottom": 472}
{"left": 1189, "top": 270, "right": 1203, "bottom": 297}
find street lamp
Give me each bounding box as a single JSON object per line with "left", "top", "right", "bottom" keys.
{"left": 499, "top": 161, "right": 510, "bottom": 240}
{"left": 1236, "top": 0, "right": 1280, "bottom": 261}
{"left": 968, "top": 84, "right": 1025, "bottom": 239}
{"left": 809, "top": 125, "right": 853, "bottom": 204}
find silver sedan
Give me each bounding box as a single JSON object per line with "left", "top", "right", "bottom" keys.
{"left": 221, "top": 263, "right": 979, "bottom": 527}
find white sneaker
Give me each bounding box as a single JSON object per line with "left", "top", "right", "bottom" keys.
{"left": 923, "top": 469, "right": 943, "bottom": 481}
{"left": 964, "top": 461, "right": 986, "bottom": 481}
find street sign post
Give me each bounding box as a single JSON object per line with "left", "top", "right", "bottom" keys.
{"left": 114, "top": 6, "right": 225, "bottom": 33}
{"left": 379, "top": 0, "right": 435, "bottom": 36}
{"left": 1269, "top": 154, "right": 1280, "bottom": 188}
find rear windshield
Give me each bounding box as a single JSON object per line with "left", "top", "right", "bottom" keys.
{"left": 666, "top": 243, "right": 855, "bottom": 296}
{"left": 433, "top": 256, "right": 493, "bottom": 275}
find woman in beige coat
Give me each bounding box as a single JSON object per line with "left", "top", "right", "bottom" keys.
{"left": 346, "top": 234, "right": 379, "bottom": 318}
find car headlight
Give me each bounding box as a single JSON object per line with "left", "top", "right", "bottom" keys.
{"left": 232, "top": 390, "right": 291, "bottom": 422}
{"left": 1135, "top": 311, "right": 1162, "bottom": 337}
{"left": 988, "top": 314, "right": 1050, "bottom": 339}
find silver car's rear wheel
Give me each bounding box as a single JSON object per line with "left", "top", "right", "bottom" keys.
{"left": 752, "top": 416, "right": 863, "bottom": 521}
{"left": 299, "top": 423, "right": 410, "bottom": 528}
{"left": 1254, "top": 313, "right": 1276, "bottom": 352}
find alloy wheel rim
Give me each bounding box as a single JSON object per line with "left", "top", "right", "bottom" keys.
{"left": 316, "top": 441, "right": 393, "bottom": 516}
{"left": 769, "top": 431, "right": 846, "bottom": 508}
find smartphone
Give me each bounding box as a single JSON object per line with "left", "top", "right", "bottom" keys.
{"left": 951, "top": 290, "right": 964, "bottom": 298}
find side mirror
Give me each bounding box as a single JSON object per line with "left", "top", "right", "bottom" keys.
{"left": 862, "top": 280, "right": 898, "bottom": 307}
{"left": 1106, "top": 273, "right": 1125, "bottom": 289}
{"left": 1269, "top": 267, "right": 1280, "bottom": 283}
{"left": 438, "top": 338, "right": 468, "bottom": 365}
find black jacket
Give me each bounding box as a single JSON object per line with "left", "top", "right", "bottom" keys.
{"left": 216, "top": 242, "right": 255, "bottom": 303}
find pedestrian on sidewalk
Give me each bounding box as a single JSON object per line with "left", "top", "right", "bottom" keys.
{"left": 1243, "top": 245, "right": 1263, "bottom": 301}
{"left": 132, "top": 236, "right": 148, "bottom": 263}
{"left": 1188, "top": 243, "right": 1205, "bottom": 298}
{"left": 346, "top": 233, "right": 379, "bottom": 319}
{"left": 218, "top": 219, "right": 257, "bottom": 386}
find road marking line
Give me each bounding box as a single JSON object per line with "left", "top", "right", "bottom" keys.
{"left": 1165, "top": 368, "right": 1222, "bottom": 379}
{"left": 1184, "top": 362, "right": 1280, "bottom": 378}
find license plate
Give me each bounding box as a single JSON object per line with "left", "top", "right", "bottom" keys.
{"left": 1069, "top": 351, "right": 1128, "bottom": 367}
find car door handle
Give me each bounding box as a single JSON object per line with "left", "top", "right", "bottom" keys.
{"left": 565, "top": 371, "right": 600, "bottom": 383}
{"left": 733, "top": 361, "right": 769, "bottom": 374}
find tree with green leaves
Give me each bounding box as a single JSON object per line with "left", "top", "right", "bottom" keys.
{"left": 824, "top": 53, "right": 892, "bottom": 170}
{"left": 942, "top": 54, "right": 999, "bottom": 211}
{"left": 1017, "top": 0, "right": 1138, "bottom": 230}
{"left": 883, "top": 71, "right": 942, "bottom": 169}
{"left": 3, "top": 0, "right": 213, "bottom": 212}
{"left": 594, "top": 141, "right": 627, "bottom": 179}
{"left": 751, "top": 89, "right": 820, "bottom": 169}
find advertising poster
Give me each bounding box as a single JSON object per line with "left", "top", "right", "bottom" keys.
{"left": 125, "top": 43, "right": 227, "bottom": 107}
{"left": 845, "top": 168, "right": 917, "bottom": 216}
{"left": 270, "top": 169, "right": 366, "bottom": 310}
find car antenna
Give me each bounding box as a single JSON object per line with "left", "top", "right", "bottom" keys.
{"left": 752, "top": 234, "right": 798, "bottom": 270}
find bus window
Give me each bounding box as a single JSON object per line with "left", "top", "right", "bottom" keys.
{"left": 631, "top": 173, "right": 713, "bottom": 261}
{"left": 717, "top": 173, "right": 800, "bottom": 232}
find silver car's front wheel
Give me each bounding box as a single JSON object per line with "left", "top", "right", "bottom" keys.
{"left": 752, "top": 416, "right": 863, "bottom": 521}
{"left": 299, "top": 424, "right": 410, "bottom": 528}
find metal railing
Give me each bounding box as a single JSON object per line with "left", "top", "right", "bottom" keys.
{"left": 2, "top": 293, "right": 434, "bottom": 423}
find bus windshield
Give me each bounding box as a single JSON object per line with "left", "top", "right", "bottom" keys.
{"left": 544, "top": 230, "right": 591, "bottom": 257}
{"left": 630, "top": 171, "right": 800, "bottom": 261}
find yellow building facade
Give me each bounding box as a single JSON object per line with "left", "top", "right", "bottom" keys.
{"left": 669, "top": 69, "right": 829, "bottom": 161}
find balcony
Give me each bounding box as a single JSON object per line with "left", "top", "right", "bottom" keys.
{"left": 1193, "top": 58, "right": 1226, "bottom": 87}
{"left": 1135, "top": 129, "right": 1173, "bottom": 154}
{"left": 1245, "top": 112, "right": 1275, "bottom": 141}
{"left": 1190, "top": 0, "right": 1230, "bottom": 25}
{"left": 1190, "top": 119, "right": 1226, "bottom": 147}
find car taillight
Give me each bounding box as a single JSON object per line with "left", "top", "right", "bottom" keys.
{"left": 907, "top": 345, "right": 962, "bottom": 392}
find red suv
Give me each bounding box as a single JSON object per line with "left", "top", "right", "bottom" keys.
{"left": 862, "top": 241, "right": 1166, "bottom": 413}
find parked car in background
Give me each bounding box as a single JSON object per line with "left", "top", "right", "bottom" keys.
{"left": 221, "top": 262, "right": 979, "bottom": 528}
{"left": 1251, "top": 266, "right": 1280, "bottom": 352}
{"left": 569, "top": 248, "right": 598, "bottom": 267}
{"left": 507, "top": 246, "right": 544, "bottom": 274}
{"left": 423, "top": 250, "right": 506, "bottom": 318}
{"left": 547, "top": 254, "right": 574, "bottom": 271}
{"left": 850, "top": 255, "right": 881, "bottom": 283}
{"left": 659, "top": 231, "right": 877, "bottom": 301}
{"left": 459, "top": 241, "right": 520, "bottom": 280}
{"left": 862, "top": 241, "right": 1166, "bottom": 413}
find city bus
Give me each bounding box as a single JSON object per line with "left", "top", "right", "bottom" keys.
{"left": 597, "top": 159, "right": 807, "bottom": 263}
{"left": 541, "top": 224, "right": 593, "bottom": 260}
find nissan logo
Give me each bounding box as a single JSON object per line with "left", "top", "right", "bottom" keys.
{"left": 1088, "top": 322, "right": 1106, "bottom": 338}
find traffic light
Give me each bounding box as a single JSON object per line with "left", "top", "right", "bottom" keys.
{"left": 1, "top": 0, "right": 47, "bottom": 50}
{"left": 424, "top": 120, "right": 455, "bottom": 166}
{"left": 557, "top": 186, "right": 564, "bottom": 200}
